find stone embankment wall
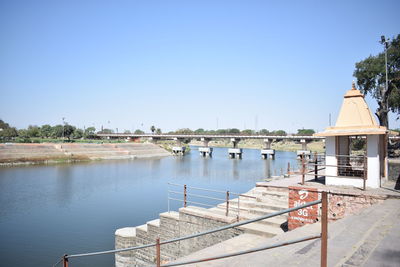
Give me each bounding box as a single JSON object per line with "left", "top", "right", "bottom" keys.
{"left": 288, "top": 186, "right": 386, "bottom": 230}
{"left": 0, "top": 143, "right": 170, "bottom": 165}
{"left": 115, "top": 209, "right": 242, "bottom": 267}
{"left": 115, "top": 186, "right": 290, "bottom": 267}
{"left": 116, "top": 183, "right": 393, "bottom": 266}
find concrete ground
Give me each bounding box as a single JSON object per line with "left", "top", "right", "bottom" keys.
{"left": 170, "top": 198, "right": 400, "bottom": 267}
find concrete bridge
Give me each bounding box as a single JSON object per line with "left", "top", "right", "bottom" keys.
{"left": 96, "top": 133, "right": 324, "bottom": 159}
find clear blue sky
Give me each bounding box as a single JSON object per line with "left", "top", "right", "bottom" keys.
{"left": 1, "top": 0, "right": 399, "bottom": 133}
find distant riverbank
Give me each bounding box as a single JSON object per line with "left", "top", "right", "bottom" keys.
{"left": 0, "top": 143, "right": 170, "bottom": 166}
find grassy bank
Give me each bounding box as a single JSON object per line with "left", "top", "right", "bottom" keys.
{"left": 157, "top": 140, "right": 191, "bottom": 153}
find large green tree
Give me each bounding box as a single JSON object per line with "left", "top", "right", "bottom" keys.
{"left": 27, "top": 125, "right": 40, "bottom": 137}
{"left": 40, "top": 124, "right": 52, "bottom": 138}
{"left": 354, "top": 35, "right": 400, "bottom": 128}
{"left": 84, "top": 127, "right": 96, "bottom": 139}
{"left": 297, "top": 129, "right": 315, "bottom": 136}
{"left": 0, "top": 119, "right": 18, "bottom": 141}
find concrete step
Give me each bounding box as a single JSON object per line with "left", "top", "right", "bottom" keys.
{"left": 227, "top": 198, "right": 288, "bottom": 211}
{"left": 160, "top": 211, "right": 179, "bottom": 221}
{"left": 208, "top": 207, "right": 287, "bottom": 228}
{"left": 250, "top": 187, "right": 289, "bottom": 197}
{"left": 179, "top": 206, "right": 237, "bottom": 224}
{"left": 159, "top": 211, "right": 180, "bottom": 240}
{"left": 146, "top": 219, "right": 161, "bottom": 240}
{"left": 216, "top": 204, "right": 288, "bottom": 219}
{"left": 254, "top": 190, "right": 288, "bottom": 200}
{"left": 159, "top": 211, "right": 180, "bottom": 260}
{"left": 244, "top": 191, "right": 289, "bottom": 204}
{"left": 134, "top": 224, "right": 153, "bottom": 263}
{"left": 237, "top": 222, "right": 284, "bottom": 238}
{"left": 135, "top": 224, "right": 148, "bottom": 234}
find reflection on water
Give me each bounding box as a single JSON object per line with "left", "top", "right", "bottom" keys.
{"left": 264, "top": 159, "right": 272, "bottom": 178}
{"left": 0, "top": 147, "right": 298, "bottom": 267}
{"left": 232, "top": 159, "right": 239, "bottom": 179}
{"left": 56, "top": 165, "right": 73, "bottom": 205}
{"left": 201, "top": 158, "right": 209, "bottom": 177}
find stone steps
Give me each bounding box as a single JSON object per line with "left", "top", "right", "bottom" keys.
{"left": 224, "top": 197, "right": 288, "bottom": 211}
{"left": 159, "top": 211, "right": 180, "bottom": 259}
{"left": 237, "top": 222, "right": 284, "bottom": 237}
{"left": 208, "top": 207, "right": 287, "bottom": 228}
{"left": 115, "top": 185, "right": 290, "bottom": 267}
{"left": 216, "top": 203, "right": 288, "bottom": 219}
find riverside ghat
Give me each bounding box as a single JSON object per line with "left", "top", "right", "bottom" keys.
{"left": 106, "top": 83, "right": 399, "bottom": 267}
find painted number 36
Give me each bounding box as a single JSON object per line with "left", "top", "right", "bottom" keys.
{"left": 298, "top": 208, "right": 308, "bottom": 216}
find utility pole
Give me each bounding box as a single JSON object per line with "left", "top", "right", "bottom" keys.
{"left": 381, "top": 35, "right": 390, "bottom": 126}
{"left": 62, "top": 117, "right": 65, "bottom": 142}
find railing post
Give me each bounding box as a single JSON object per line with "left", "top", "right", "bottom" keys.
{"left": 287, "top": 162, "right": 291, "bottom": 177}
{"left": 321, "top": 191, "right": 328, "bottom": 267}
{"left": 226, "top": 191, "right": 230, "bottom": 216}
{"left": 237, "top": 195, "right": 240, "bottom": 222}
{"left": 156, "top": 238, "right": 161, "bottom": 267}
{"left": 63, "top": 255, "right": 68, "bottom": 267}
{"left": 301, "top": 153, "right": 305, "bottom": 185}
{"left": 314, "top": 152, "right": 318, "bottom": 181}
{"left": 184, "top": 184, "right": 187, "bottom": 208}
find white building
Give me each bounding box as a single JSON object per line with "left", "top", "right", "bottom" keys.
{"left": 315, "top": 83, "right": 390, "bottom": 189}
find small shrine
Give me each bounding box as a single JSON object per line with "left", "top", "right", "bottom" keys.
{"left": 315, "top": 82, "right": 389, "bottom": 188}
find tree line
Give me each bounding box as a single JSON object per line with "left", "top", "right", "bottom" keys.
{"left": 162, "top": 128, "right": 315, "bottom": 136}
{"left": 0, "top": 119, "right": 97, "bottom": 142}
{"left": 0, "top": 119, "right": 317, "bottom": 143}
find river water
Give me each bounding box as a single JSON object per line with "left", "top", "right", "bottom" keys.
{"left": 0, "top": 147, "right": 298, "bottom": 267}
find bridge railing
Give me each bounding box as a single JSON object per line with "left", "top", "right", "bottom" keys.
{"left": 54, "top": 192, "right": 328, "bottom": 267}
{"left": 96, "top": 133, "right": 326, "bottom": 140}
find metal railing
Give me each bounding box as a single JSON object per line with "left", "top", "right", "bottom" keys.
{"left": 300, "top": 153, "right": 367, "bottom": 190}
{"left": 167, "top": 183, "right": 256, "bottom": 220}
{"left": 55, "top": 192, "right": 328, "bottom": 267}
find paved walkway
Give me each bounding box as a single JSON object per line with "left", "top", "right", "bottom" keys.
{"left": 171, "top": 199, "right": 400, "bottom": 266}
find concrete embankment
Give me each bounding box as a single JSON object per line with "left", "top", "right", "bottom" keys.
{"left": 115, "top": 186, "right": 290, "bottom": 267}
{"left": 115, "top": 173, "right": 400, "bottom": 267}
{"left": 0, "top": 143, "right": 170, "bottom": 166}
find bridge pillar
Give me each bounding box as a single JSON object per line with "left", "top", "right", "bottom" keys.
{"left": 297, "top": 139, "right": 311, "bottom": 159}
{"left": 172, "top": 146, "right": 186, "bottom": 156}
{"left": 199, "top": 147, "right": 213, "bottom": 157}
{"left": 229, "top": 138, "right": 242, "bottom": 159}
{"left": 172, "top": 138, "right": 186, "bottom": 156}
{"left": 231, "top": 138, "right": 240, "bottom": 148}
{"left": 261, "top": 138, "right": 275, "bottom": 159}
{"left": 201, "top": 137, "right": 211, "bottom": 147}
{"left": 199, "top": 138, "right": 213, "bottom": 157}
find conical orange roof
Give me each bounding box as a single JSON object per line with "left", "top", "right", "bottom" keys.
{"left": 315, "top": 82, "right": 387, "bottom": 136}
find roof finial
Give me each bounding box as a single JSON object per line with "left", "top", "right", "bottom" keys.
{"left": 352, "top": 81, "right": 356, "bottom": 90}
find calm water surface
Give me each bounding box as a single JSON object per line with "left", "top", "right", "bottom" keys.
{"left": 0, "top": 147, "right": 298, "bottom": 267}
